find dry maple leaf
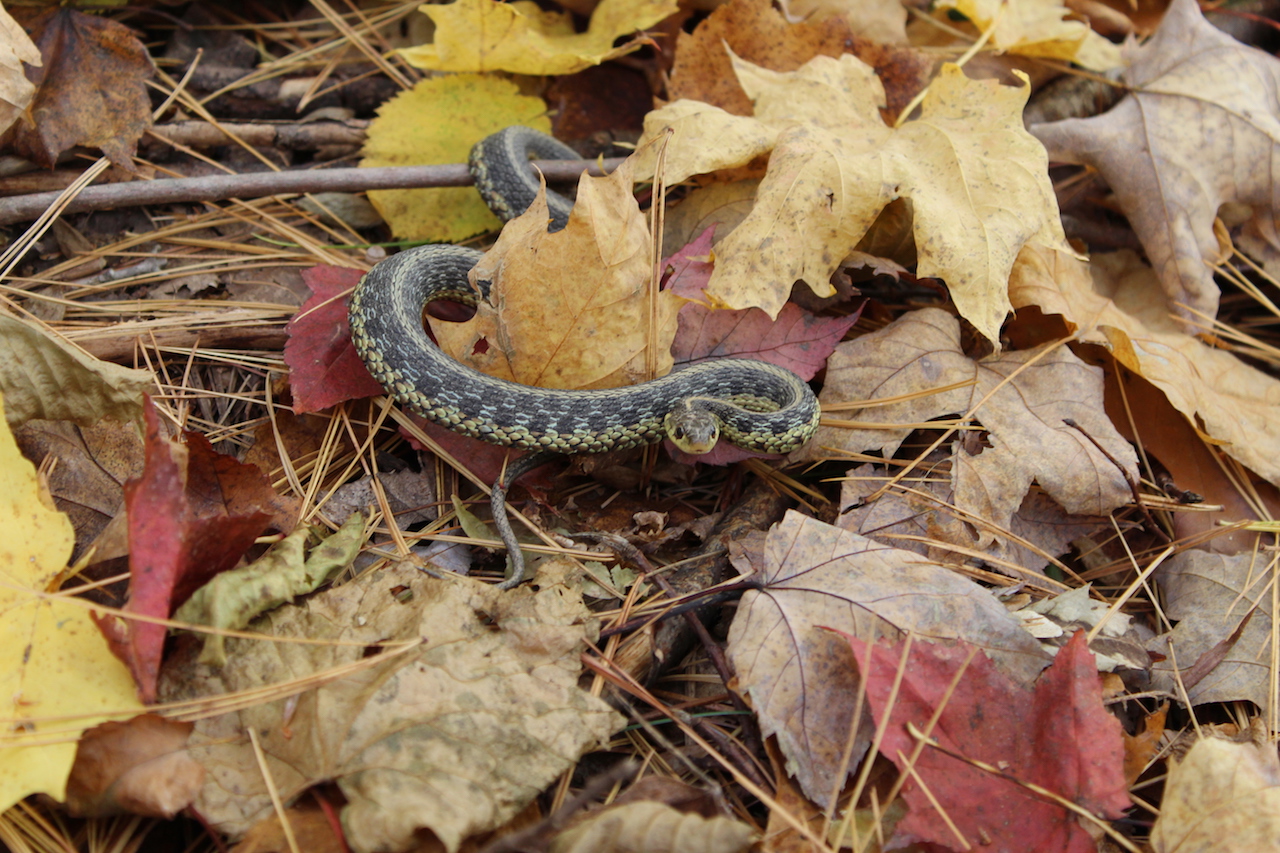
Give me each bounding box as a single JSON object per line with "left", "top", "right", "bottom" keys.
{"left": 1030, "top": 0, "right": 1280, "bottom": 327}
{"left": 1146, "top": 549, "right": 1274, "bottom": 709}
{"left": 726, "top": 511, "right": 1049, "bottom": 807}
{"left": 1150, "top": 736, "right": 1280, "bottom": 852}
{"left": 439, "top": 158, "right": 680, "bottom": 390}
{"left": 807, "top": 308, "right": 1136, "bottom": 538}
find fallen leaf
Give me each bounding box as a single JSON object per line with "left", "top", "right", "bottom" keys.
{"left": 0, "top": 3, "right": 40, "bottom": 135}
{"left": 14, "top": 418, "right": 146, "bottom": 562}
{"left": 65, "top": 714, "right": 202, "bottom": 818}
{"left": 175, "top": 513, "right": 365, "bottom": 666}
{"left": 1123, "top": 703, "right": 1167, "bottom": 787}
{"left": 1030, "top": 0, "right": 1280, "bottom": 326}
{"left": 0, "top": 315, "right": 152, "bottom": 428}
{"left": 93, "top": 399, "right": 274, "bottom": 703}
{"left": 666, "top": 0, "right": 856, "bottom": 116}
{"left": 400, "top": 0, "right": 678, "bottom": 75}
{"left": 0, "top": 390, "right": 142, "bottom": 813}
{"left": 938, "top": 0, "right": 1122, "bottom": 71}
{"left": 1147, "top": 549, "right": 1273, "bottom": 708}
{"left": 438, "top": 158, "right": 681, "bottom": 390}
{"left": 284, "top": 265, "right": 385, "bottom": 414}
{"left": 846, "top": 630, "right": 1129, "bottom": 851}
{"left": 1150, "top": 736, "right": 1280, "bottom": 853}
{"left": 9, "top": 7, "right": 152, "bottom": 168}
{"left": 178, "top": 561, "right": 621, "bottom": 853}
{"left": 644, "top": 52, "right": 1066, "bottom": 340}
{"left": 726, "top": 511, "right": 1050, "bottom": 807}
{"left": 1012, "top": 245, "right": 1280, "bottom": 492}
{"left": 550, "top": 801, "right": 756, "bottom": 853}
{"left": 809, "top": 308, "right": 1136, "bottom": 538}
{"left": 838, "top": 462, "right": 1111, "bottom": 579}
{"left": 782, "top": 0, "right": 908, "bottom": 44}
{"left": 361, "top": 74, "right": 555, "bottom": 242}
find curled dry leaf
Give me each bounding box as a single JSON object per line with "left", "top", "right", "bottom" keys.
{"left": 442, "top": 158, "right": 680, "bottom": 390}
{"left": 808, "top": 307, "right": 1136, "bottom": 538}
{"left": 0, "top": 315, "right": 152, "bottom": 428}
{"left": 0, "top": 3, "right": 40, "bottom": 134}
{"left": 549, "top": 801, "right": 756, "bottom": 853}
{"left": 725, "top": 511, "right": 1049, "bottom": 806}
{"left": 937, "top": 0, "right": 1122, "bottom": 71}
{"left": 1030, "top": 0, "right": 1280, "bottom": 327}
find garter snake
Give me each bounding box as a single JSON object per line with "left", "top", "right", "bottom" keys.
{"left": 349, "top": 126, "right": 820, "bottom": 585}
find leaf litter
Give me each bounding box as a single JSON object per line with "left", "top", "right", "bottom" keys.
{"left": 6, "top": 2, "right": 1280, "bottom": 853}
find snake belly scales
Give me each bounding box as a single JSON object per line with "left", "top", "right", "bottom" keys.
{"left": 349, "top": 126, "right": 820, "bottom": 586}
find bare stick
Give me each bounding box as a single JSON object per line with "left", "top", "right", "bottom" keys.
{"left": 0, "top": 157, "right": 625, "bottom": 225}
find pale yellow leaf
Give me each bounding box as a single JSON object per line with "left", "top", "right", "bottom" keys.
{"left": 1151, "top": 737, "right": 1280, "bottom": 853}
{"left": 938, "top": 0, "right": 1122, "bottom": 71}
{"left": 361, "top": 74, "right": 553, "bottom": 243}
{"left": 401, "top": 0, "right": 678, "bottom": 75}
{"left": 0, "top": 315, "right": 152, "bottom": 427}
{"left": 0, "top": 390, "right": 142, "bottom": 812}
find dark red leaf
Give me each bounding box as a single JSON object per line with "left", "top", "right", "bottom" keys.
{"left": 841, "top": 630, "right": 1128, "bottom": 853}
{"left": 284, "top": 266, "right": 385, "bottom": 413}
{"left": 94, "top": 398, "right": 272, "bottom": 703}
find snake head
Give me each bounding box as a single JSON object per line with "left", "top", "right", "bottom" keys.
{"left": 664, "top": 403, "right": 720, "bottom": 454}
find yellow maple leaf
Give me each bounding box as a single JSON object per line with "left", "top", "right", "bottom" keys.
{"left": 362, "top": 74, "right": 554, "bottom": 243}
{"left": 0, "top": 392, "right": 142, "bottom": 812}
{"left": 639, "top": 53, "right": 1067, "bottom": 345}
{"left": 400, "top": 0, "right": 678, "bottom": 76}
{"left": 938, "top": 0, "right": 1121, "bottom": 72}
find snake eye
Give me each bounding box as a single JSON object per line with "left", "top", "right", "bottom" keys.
{"left": 672, "top": 427, "right": 685, "bottom": 440}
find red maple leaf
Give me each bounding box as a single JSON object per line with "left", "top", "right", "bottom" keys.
{"left": 284, "top": 265, "right": 385, "bottom": 413}
{"left": 94, "top": 398, "right": 274, "bottom": 702}
{"left": 842, "top": 630, "right": 1129, "bottom": 853}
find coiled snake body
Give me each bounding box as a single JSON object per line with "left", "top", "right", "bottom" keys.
{"left": 349, "top": 126, "right": 820, "bottom": 585}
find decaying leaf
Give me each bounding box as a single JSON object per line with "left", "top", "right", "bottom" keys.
{"left": 65, "top": 714, "right": 202, "bottom": 818}
{"left": 0, "top": 315, "right": 152, "bottom": 428}
{"left": 439, "top": 158, "right": 680, "bottom": 390}
{"left": 179, "top": 561, "right": 621, "bottom": 853}
{"left": 400, "top": 0, "right": 678, "bottom": 76}
{"left": 550, "top": 801, "right": 756, "bottom": 853}
{"left": 809, "top": 308, "right": 1136, "bottom": 537}
{"left": 9, "top": 7, "right": 153, "bottom": 168}
{"left": 1030, "top": 0, "right": 1280, "bottom": 327}
{"left": 1147, "top": 549, "right": 1274, "bottom": 709}
{"left": 726, "top": 511, "right": 1049, "bottom": 807}
{"left": 175, "top": 513, "right": 365, "bottom": 666}
{"left": 1013, "top": 246, "right": 1280, "bottom": 490}
{"left": 0, "top": 390, "right": 142, "bottom": 813}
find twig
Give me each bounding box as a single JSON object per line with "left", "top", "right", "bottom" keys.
{"left": 0, "top": 157, "right": 625, "bottom": 226}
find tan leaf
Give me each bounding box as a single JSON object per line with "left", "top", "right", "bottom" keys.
{"left": 550, "top": 801, "right": 756, "bottom": 853}
{"left": 1012, "top": 246, "right": 1280, "bottom": 488}
{"left": 0, "top": 3, "right": 40, "bottom": 135}
{"left": 1030, "top": 0, "right": 1280, "bottom": 327}
{"left": 179, "top": 561, "right": 622, "bottom": 853}
{"left": 726, "top": 511, "right": 1049, "bottom": 806}
{"left": 65, "top": 715, "right": 202, "bottom": 818}
{"left": 0, "top": 316, "right": 152, "bottom": 428}
{"left": 1151, "top": 737, "right": 1280, "bottom": 853}
{"left": 808, "top": 308, "right": 1135, "bottom": 535}
{"left": 435, "top": 158, "right": 680, "bottom": 390}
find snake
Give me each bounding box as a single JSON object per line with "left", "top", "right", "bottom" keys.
{"left": 349, "top": 126, "right": 821, "bottom": 586}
